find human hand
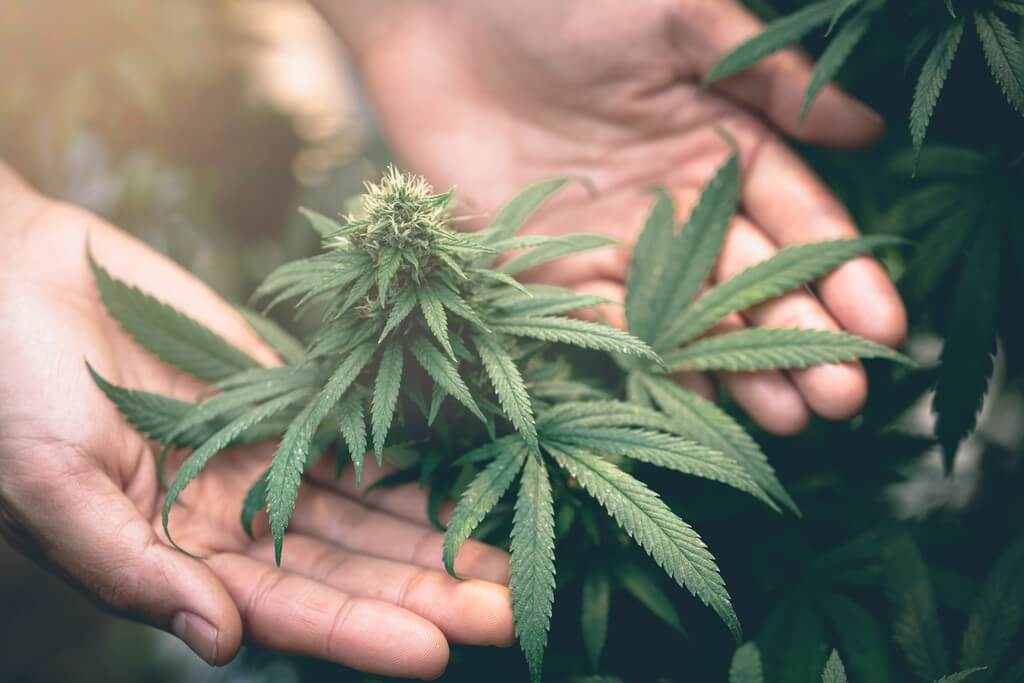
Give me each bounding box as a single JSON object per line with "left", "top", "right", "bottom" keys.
{"left": 0, "top": 166, "right": 513, "bottom": 678}
{"left": 315, "top": 0, "right": 907, "bottom": 435}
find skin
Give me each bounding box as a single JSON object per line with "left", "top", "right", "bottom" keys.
{"left": 316, "top": 0, "right": 908, "bottom": 434}
{"left": 0, "top": 0, "right": 908, "bottom": 678}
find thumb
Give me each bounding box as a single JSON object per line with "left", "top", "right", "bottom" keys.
{"left": 680, "top": 0, "right": 884, "bottom": 147}
{"left": 18, "top": 466, "right": 243, "bottom": 665}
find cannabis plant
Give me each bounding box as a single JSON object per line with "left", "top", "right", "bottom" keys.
{"left": 89, "top": 163, "right": 909, "bottom": 681}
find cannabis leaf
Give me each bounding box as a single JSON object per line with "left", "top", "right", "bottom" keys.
{"left": 474, "top": 333, "right": 538, "bottom": 453}
{"left": 802, "top": 5, "right": 874, "bottom": 119}
{"left": 89, "top": 250, "right": 260, "bottom": 382}
{"left": 911, "top": 21, "right": 964, "bottom": 162}
{"left": 581, "top": 565, "right": 611, "bottom": 672}
{"left": 822, "top": 649, "right": 848, "bottom": 683}
{"left": 236, "top": 306, "right": 305, "bottom": 366}
{"left": 730, "top": 642, "right": 765, "bottom": 683}
{"left": 612, "top": 559, "right": 685, "bottom": 635}
{"left": 371, "top": 342, "right": 403, "bottom": 457}
{"left": 974, "top": 10, "right": 1024, "bottom": 117}
{"left": 489, "top": 316, "right": 658, "bottom": 362}
{"left": 479, "top": 177, "right": 570, "bottom": 247}
{"left": 960, "top": 538, "right": 1024, "bottom": 677}
{"left": 884, "top": 535, "right": 950, "bottom": 681}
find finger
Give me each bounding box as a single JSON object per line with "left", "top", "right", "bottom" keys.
{"left": 711, "top": 312, "right": 811, "bottom": 435}
{"left": 742, "top": 139, "right": 907, "bottom": 347}
{"left": 10, "top": 465, "right": 241, "bottom": 665}
{"left": 716, "top": 217, "right": 868, "bottom": 419}
{"left": 289, "top": 481, "right": 511, "bottom": 584}
{"left": 679, "top": 0, "right": 883, "bottom": 147}
{"left": 208, "top": 553, "right": 449, "bottom": 679}
{"left": 247, "top": 535, "right": 514, "bottom": 647}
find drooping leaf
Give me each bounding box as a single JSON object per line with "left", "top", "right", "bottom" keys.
{"left": 90, "top": 250, "right": 260, "bottom": 382}
{"left": 474, "top": 333, "right": 538, "bottom": 453}
{"left": 663, "top": 328, "right": 913, "bottom": 372}
{"left": 443, "top": 443, "right": 527, "bottom": 575}
{"left": 371, "top": 342, "right": 404, "bottom": 457}
{"left": 490, "top": 316, "right": 659, "bottom": 363}
{"left": 510, "top": 454, "right": 556, "bottom": 683}
{"left": 547, "top": 444, "right": 740, "bottom": 640}
{"left": 960, "top": 538, "right": 1024, "bottom": 676}
{"left": 581, "top": 566, "right": 611, "bottom": 672}
{"left": 884, "top": 535, "right": 950, "bottom": 681}
{"left": 730, "top": 642, "right": 765, "bottom": 683}
{"left": 911, "top": 21, "right": 965, "bottom": 162}
{"left": 802, "top": 7, "right": 874, "bottom": 119}
{"left": 974, "top": 11, "right": 1024, "bottom": 116}
{"left": 499, "top": 234, "right": 616, "bottom": 276}
{"left": 932, "top": 224, "right": 1000, "bottom": 467}
{"left": 704, "top": 0, "right": 835, "bottom": 84}
{"left": 821, "top": 649, "right": 848, "bottom": 683}
{"left": 410, "top": 337, "right": 485, "bottom": 422}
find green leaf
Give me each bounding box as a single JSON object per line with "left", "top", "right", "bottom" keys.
{"left": 379, "top": 287, "right": 418, "bottom": 341}
{"left": 884, "top": 535, "right": 949, "bottom": 681}
{"left": 490, "top": 316, "right": 660, "bottom": 363}
{"left": 480, "top": 178, "right": 570, "bottom": 246}
{"left": 499, "top": 234, "right": 616, "bottom": 276}
{"left": 163, "top": 388, "right": 308, "bottom": 553}
{"left": 935, "top": 670, "right": 987, "bottom": 683}
{"left": 802, "top": 7, "right": 873, "bottom": 119}
{"left": 547, "top": 443, "right": 740, "bottom": 640}
{"left": 493, "top": 285, "right": 614, "bottom": 318}
{"left": 267, "top": 342, "right": 376, "bottom": 564}
{"left": 236, "top": 306, "right": 305, "bottom": 365}
{"left": 376, "top": 247, "right": 402, "bottom": 306}
{"left": 826, "top": 0, "right": 863, "bottom": 34}
{"left": 432, "top": 285, "right": 489, "bottom": 330}
{"left": 443, "top": 443, "right": 527, "bottom": 575}
{"left": 240, "top": 470, "right": 269, "bottom": 539}
{"left": 625, "top": 155, "right": 741, "bottom": 351}
{"left": 974, "top": 11, "right": 1024, "bottom": 116}
{"left": 87, "top": 362, "right": 198, "bottom": 445}
{"left": 89, "top": 250, "right": 260, "bottom": 382}
{"left": 730, "top": 642, "right": 765, "bottom": 683}
{"left": 704, "top": 0, "right": 834, "bottom": 84}
{"left": 371, "top": 342, "right": 404, "bottom": 457}
{"left": 635, "top": 374, "right": 797, "bottom": 515}
{"left": 613, "top": 559, "right": 685, "bottom": 634}
{"left": 822, "top": 649, "right": 848, "bottom": 683}
{"left": 996, "top": 0, "right": 1024, "bottom": 15}
{"left": 899, "top": 205, "right": 976, "bottom": 309}
{"left": 960, "top": 538, "right": 1024, "bottom": 675}
{"left": 474, "top": 333, "right": 538, "bottom": 453}
{"left": 410, "top": 337, "right": 485, "bottom": 422}
{"left": 418, "top": 286, "right": 455, "bottom": 359}
{"left": 511, "top": 454, "right": 556, "bottom": 683}
{"left": 666, "top": 237, "right": 898, "bottom": 344}
{"left": 337, "top": 390, "right": 368, "bottom": 483}
{"left": 873, "top": 184, "right": 969, "bottom": 236}
{"left": 663, "top": 328, "right": 913, "bottom": 372}
{"left": 932, "top": 224, "right": 1000, "bottom": 467}
{"left": 299, "top": 206, "right": 344, "bottom": 237}
{"left": 911, "top": 21, "right": 965, "bottom": 161}
{"left": 582, "top": 566, "right": 611, "bottom": 672}
{"left": 542, "top": 426, "right": 771, "bottom": 507}
{"left": 819, "top": 593, "right": 895, "bottom": 683}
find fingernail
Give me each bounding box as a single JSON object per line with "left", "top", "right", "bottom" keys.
{"left": 172, "top": 611, "right": 219, "bottom": 665}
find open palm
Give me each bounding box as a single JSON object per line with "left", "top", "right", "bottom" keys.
{"left": 0, "top": 194, "right": 513, "bottom": 678}
{"left": 318, "top": 0, "right": 907, "bottom": 434}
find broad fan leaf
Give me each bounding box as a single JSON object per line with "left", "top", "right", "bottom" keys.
{"left": 911, "top": 21, "right": 964, "bottom": 162}
{"left": 821, "top": 650, "right": 848, "bottom": 683}
{"left": 664, "top": 237, "right": 899, "bottom": 345}
{"left": 443, "top": 442, "right": 527, "bottom": 575}
{"left": 547, "top": 443, "right": 740, "bottom": 640}
{"left": 474, "top": 333, "right": 538, "bottom": 453}
{"left": 802, "top": 6, "right": 873, "bottom": 120}
{"left": 730, "top": 642, "right": 765, "bottom": 683}
{"left": 704, "top": 0, "right": 834, "bottom": 84}
{"left": 371, "top": 342, "right": 403, "bottom": 456}
{"left": 489, "top": 316, "right": 659, "bottom": 363}
{"left": 662, "top": 328, "right": 912, "bottom": 372}
{"left": 510, "top": 454, "right": 556, "bottom": 683}
{"left": 90, "top": 251, "right": 260, "bottom": 382}
{"left": 974, "top": 11, "right": 1024, "bottom": 116}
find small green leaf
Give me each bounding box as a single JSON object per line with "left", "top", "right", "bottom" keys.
{"left": 337, "top": 390, "right": 368, "bottom": 483}
{"left": 821, "top": 649, "right": 848, "bottom": 683}
{"left": 376, "top": 247, "right": 402, "bottom": 306}
{"left": 974, "top": 11, "right": 1024, "bottom": 116}
{"left": 474, "top": 333, "right": 538, "bottom": 453}
{"left": 730, "top": 642, "right": 765, "bottom": 683}
{"left": 490, "top": 316, "right": 660, "bottom": 363}
{"left": 802, "top": 7, "right": 873, "bottom": 120}
{"left": 884, "top": 535, "right": 949, "bottom": 681}
{"left": 911, "top": 21, "right": 965, "bottom": 161}
{"left": 493, "top": 285, "right": 614, "bottom": 318}
{"left": 410, "top": 337, "right": 485, "bottom": 422}
{"left": 418, "top": 286, "right": 455, "bottom": 359}
{"left": 581, "top": 566, "right": 611, "bottom": 672}
{"left": 481, "top": 177, "right": 571, "bottom": 246}
{"left": 371, "top": 342, "right": 404, "bottom": 456}
{"left": 235, "top": 306, "right": 305, "bottom": 365}
{"left": 499, "top": 234, "right": 616, "bottom": 276}
{"left": 826, "top": 0, "right": 864, "bottom": 35}
{"left": 379, "top": 287, "right": 418, "bottom": 341}
{"left": 299, "top": 206, "right": 344, "bottom": 237}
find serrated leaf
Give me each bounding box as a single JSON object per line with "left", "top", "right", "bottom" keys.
{"left": 511, "top": 454, "right": 556, "bottom": 683}
{"left": 704, "top": 0, "right": 834, "bottom": 84}
{"left": 547, "top": 443, "right": 740, "bottom": 640}
{"left": 663, "top": 328, "right": 912, "bottom": 372}
{"left": 666, "top": 237, "right": 898, "bottom": 344}
{"left": 884, "top": 535, "right": 949, "bottom": 681}
{"left": 582, "top": 565, "right": 610, "bottom": 672}
{"left": 626, "top": 155, "right": 740, "bottom": 351}
{"left": 299, "top": 206, "right": 344, "bottom": 237}
{"left": 499, "top": 234, "right": 616, "bottom": 276}
{"left": 379, "top": 287, "right": 418, "bottom": 341}
{"left": 418, "top": 285, "right": 455, "bottom": 359}
{"left": 996, "top": 0, "right": 1024, "bottom": 16}
{"left": 89, "top": 251, "right": 260, "bottom": 382}
{"left": 410, "top": 337, "right": 485, "bottom": 422}
{"left": 935, "top": 670, "right": 987, "bottom": 683}
{"left": 432, "top": 285, "right": 489, "bottom": 330}
{"left": 480, "top": 177, "right": 570, "bottom": 246}
{"left": 759, "top": 596, "right": 831, "bottom": 683}
{"left": 370, "top": 342, "right": 403, "bottom": 458}
{"left": 443, "top": 443, "right": 527, "bottom": 575}
{"left": 613, "top": 559, "right": 685, "bottom": 634}
{"left": 635, "top": 374, "right": 797, "bottom": 515}
{"left": 337, "top": 390, "right": 368, "bottom": 483}
{"left": 474, "top": 333, "right": 538, "bottom": 453}
{"left": 730, "top": 642, "right": 765, "bottom": 683}
{"left": 911, "top": 21, "right": 964, "bottom": 161}
{"left": 163, "top": 388, "right": 308, "bottom": 552}
{"left": 493, "top": 285, "right": 614, "bottom": 318}
{"left": 975, "top": 11, "right": 1024, "bottom": 116}
{"left": 490, "top": 316, "right": 660, "bottom": 363}
{"left": 899, "top": 204, "right": 976, "bottom": 309}
{"left": 818, "top": 593, "right": 895, "bottom": 683}
{"left": 87, "top": 362, "right": 198, "bottom": 445}
{"left": 802, "top": 7, "right": 873, "bottom": 119}
{"left": 236, "top": 306, "right": 305, "bottom": 366}
{"left": 822, "top": 649, "right": 848, "bottom": 683}
{"left": 267, "top": 342, "right": 376, "bottom": 564}
{"left": 932, "top": 224, "right": 1000, "bottom": 467}
{"left": 241, "top": 469, "right": 269, "bottom": 539}
{"left": 376, "top": 247, "right": 402, "bottom": 306}
{"left": 960, "top": 538, "right": 1024, "bottom": 676}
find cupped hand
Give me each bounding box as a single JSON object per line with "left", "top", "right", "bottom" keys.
{"left": 0, "top": 168, "right": 513, "bottom": 678}
{"left": 316, "top": 0, "right": 908, "bottom": 434}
